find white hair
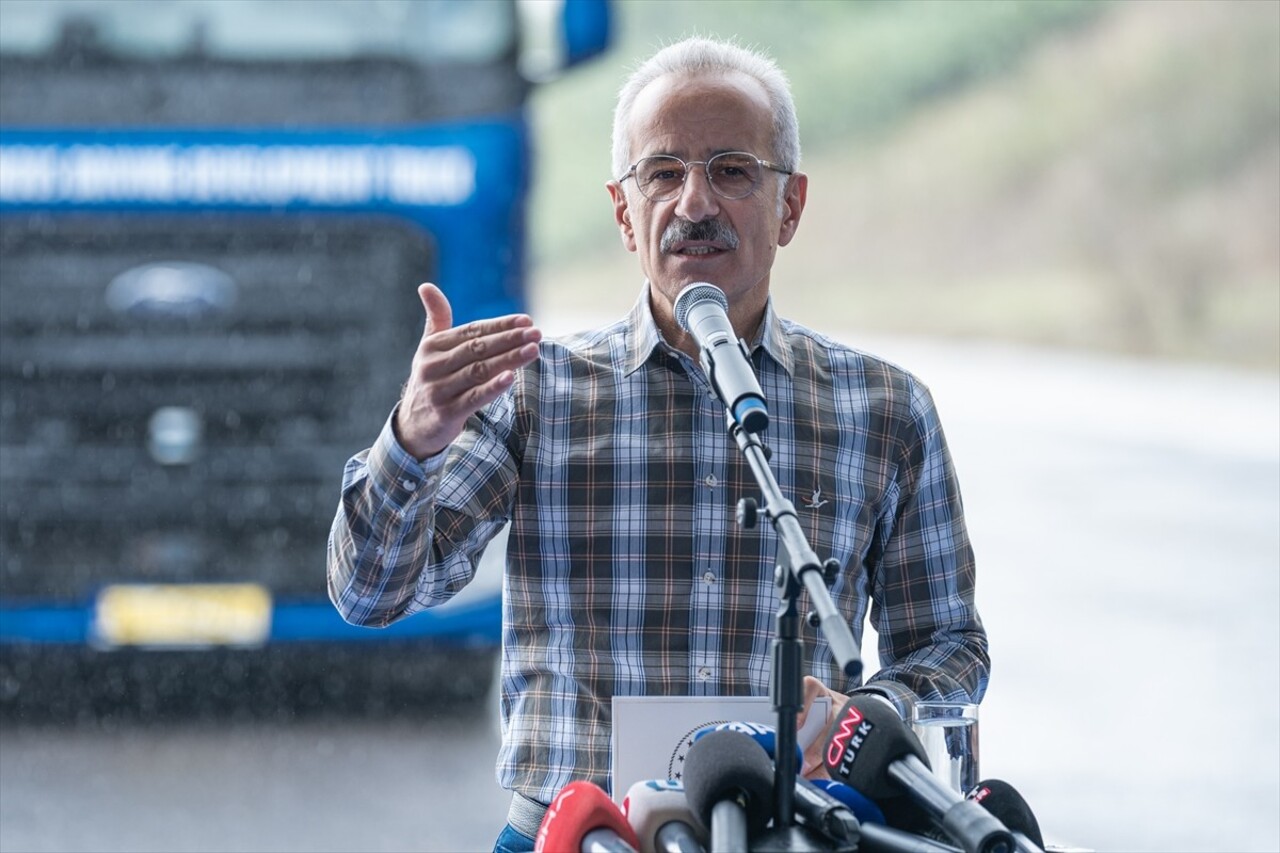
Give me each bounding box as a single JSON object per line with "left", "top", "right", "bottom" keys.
{"left": 610, "top": 37, "right": 801, "bottom": 183}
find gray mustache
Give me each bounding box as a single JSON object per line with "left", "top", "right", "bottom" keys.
{"left": 660, "top": 218, "right": 740, "bottom": 254}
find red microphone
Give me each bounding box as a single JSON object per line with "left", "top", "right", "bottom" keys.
{"left": 535, "top": 781, "right": 641, "bottom": 853}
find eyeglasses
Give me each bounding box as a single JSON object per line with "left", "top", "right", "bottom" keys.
{"left": 617, "top": 151, "right": 793, "bottom": 202}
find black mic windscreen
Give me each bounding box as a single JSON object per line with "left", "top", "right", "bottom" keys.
{"left": 822, "top": 695, "right": 931, "bottom": 801}
{"left": 967, "top": 779, "right": 1044, "bottom": 848}
{"left": 681, "top": 728, "right": 774, "bottom": 835}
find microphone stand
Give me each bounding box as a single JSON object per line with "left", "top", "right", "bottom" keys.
{"left": 724, "top": 411, "right": 864, "bottom": 848}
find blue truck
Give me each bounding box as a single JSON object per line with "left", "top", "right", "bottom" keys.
{"left": 0, "top": 0, "right": 609, "bottom": 715}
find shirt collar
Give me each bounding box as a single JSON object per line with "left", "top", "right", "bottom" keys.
{"left": 623, "top": 282, "right": 795, "bottom": 377}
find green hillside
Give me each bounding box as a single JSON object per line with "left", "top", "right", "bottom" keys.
{"left": 527, "top": 0, "right": 1279, "bottom": 371}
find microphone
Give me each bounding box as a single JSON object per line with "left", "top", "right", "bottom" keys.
{"left": 860, "top": 824, "right": 965, "bottom": 853}
{"left": 808, "top": 779, "right": 887, "bottom": 827}
{"left": 621, "top": 779, "right": 707, "bottom": 853}
{"left": 799, "top": 779, "right": 964, "bottom": 853}
{"left": 822, "top": 696, "right": 1016, "bottom": 853}
{"left": 672, "top": 282, "right": 769, "bottom": 433}
{"left": 535, "top": 781, "right": 641, "bottom": 853}
{"left": 966, "top": 780, "right": 1045, "bottom": 853}
{"left": 681, "top": 729, "right": 774, "bottom": 853}
{"left": 793, "top": 777, "right": 861, "bottom": 846}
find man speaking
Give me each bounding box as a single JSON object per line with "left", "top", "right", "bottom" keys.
{"left": 327, "top": 36, "right": 989, "bottom": 852}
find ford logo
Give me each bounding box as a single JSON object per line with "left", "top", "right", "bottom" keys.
{"left": 105, "top": 261, "right": 237, "bottom": 321}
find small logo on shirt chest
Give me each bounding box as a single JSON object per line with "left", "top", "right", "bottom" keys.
{"left": 802, "top": 486, "right": 829, "bottom": 509}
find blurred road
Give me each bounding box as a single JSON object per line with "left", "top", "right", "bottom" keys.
{"left": 851, "top": 333, "right": 1279, "bottom": 853}
{"left": 0, "top": 712, "right": 510, "bottom": 853}
{"left": 2, "top": 331, "right": 1277, "bottom": 853}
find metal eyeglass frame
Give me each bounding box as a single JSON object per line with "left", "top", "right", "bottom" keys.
{"left": 617, "top": 151, "right": 793, "bottom": 201}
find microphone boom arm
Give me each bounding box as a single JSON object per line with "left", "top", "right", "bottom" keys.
{"left": 725, "top": 412, "right": 863, "bottom": 832}
{"left": 728, "top": 413, "right": 863, "bottom": 673}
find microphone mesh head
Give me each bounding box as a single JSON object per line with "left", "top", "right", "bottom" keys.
{"left": 673, "top": 282, "right": 728, "bottom": 333}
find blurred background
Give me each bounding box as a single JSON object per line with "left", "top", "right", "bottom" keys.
{"left": 1, "top": 1, "right": 1277, "bottom": 852}
{"left": 531, "top": 0, "right": 1278, "bottom": 370}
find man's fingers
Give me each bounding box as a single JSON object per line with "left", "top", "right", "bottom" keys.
{"left": 412, "top": 282, "right": 541, "bottom": 393}
{"left": 427, "top": 312, "right": 535, "bottom": 352}
{"left": 798, "top": 675, "right": 826, "bottom": 728}
{"left": 422, "top": 324, "right": 540, "bottom": 375}
{"left": 428, "top": 340, "right": 540, "bottom": 400}
{"left": 455, "top": 368, "right": 519, "bottom": 412}
{"left": 419, "top": 282, "right": 453, "bottom": 337}
{"left": 410, "top": 332, "right": 539, "bottom": 410}
{"left": 799, "top": 675, "right": 843, "bottom": 778}
{"left": 399, "top": 286, "right": 540, "bottom": 458}
{"left": 420, "top": 362, "right": 523, "bottom": 433}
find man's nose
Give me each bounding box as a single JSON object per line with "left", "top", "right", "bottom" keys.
{"left": 673, "top": 166, "right": 721, "bottom": 223}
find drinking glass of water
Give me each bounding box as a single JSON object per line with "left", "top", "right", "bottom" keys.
{"left": 910, "top": 701, "right": 979, "bottom": 794}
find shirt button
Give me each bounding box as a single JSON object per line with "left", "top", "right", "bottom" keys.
{"left": 697, "top": 666, "right": 712, "bottom": 682}
{"left": 401, "top": 479, "right": 417, "bottom": 491}
{"left": 425, "top": 475, "right": 438, "bottom": 487}
{"left": 376, "top": 546, "right": 385, "bottom": 556}
{"left": 702, "top": 571, "right": 716, "bottom": 585}
{"left": 704, "top": 474, "right": 718, "bottom": 487}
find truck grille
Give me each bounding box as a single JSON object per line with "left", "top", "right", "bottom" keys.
{"left": 0, "top": 213, "right": 433, "bottom": 598}
{"left": 0, "top": 58, "right": 527, "bottom": 128}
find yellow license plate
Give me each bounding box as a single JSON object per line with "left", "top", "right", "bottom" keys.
{"left": 93, "top": 583, "right": 272, "bottom": 649}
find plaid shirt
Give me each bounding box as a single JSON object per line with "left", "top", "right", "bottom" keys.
{"left": 328, "top": 290, "right": 989, "bottom": 801}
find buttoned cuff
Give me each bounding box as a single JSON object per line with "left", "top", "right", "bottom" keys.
{"left": 365, "top": 409, "right": 447, "bottom": 507}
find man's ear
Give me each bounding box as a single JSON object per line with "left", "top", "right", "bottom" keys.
{"left": 607, "top": 181, "right": 638, "bottom": 253}
{"left": 776, "top": 172, "right": 808, "bottom": 248}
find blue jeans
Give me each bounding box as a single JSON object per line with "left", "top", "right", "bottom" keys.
{"left": 493, "top": 822, "right": 535, "bottom": 853}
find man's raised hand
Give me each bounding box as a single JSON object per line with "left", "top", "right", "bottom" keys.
{"left": 394, "top": 283, "right": 541, "bottom": 460}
